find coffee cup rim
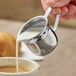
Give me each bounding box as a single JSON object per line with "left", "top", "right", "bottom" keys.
{"left": 0, "top": 57, "right": 40, "bottom": 75}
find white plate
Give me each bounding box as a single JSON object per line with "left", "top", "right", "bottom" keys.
{"left": 20, "top": 42, "right": 44, "bottom": 61}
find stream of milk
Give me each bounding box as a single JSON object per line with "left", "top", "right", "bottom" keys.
{"left": 16, "top": 28, "right": 42, "bottom": 72}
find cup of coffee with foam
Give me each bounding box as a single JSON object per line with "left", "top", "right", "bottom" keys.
{"left": 0, "top": 57, "right": 40, "bottom": 76}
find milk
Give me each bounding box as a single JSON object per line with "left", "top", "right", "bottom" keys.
{"left": 17, "top": 28, "right": 42, "bottom": 41}
{"left": 16, "top": 40, "right": 19, "bottom": 72}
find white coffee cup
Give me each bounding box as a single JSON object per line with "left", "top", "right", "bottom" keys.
{"left": 0, "top": 57, "right": 40, "bottom": 76}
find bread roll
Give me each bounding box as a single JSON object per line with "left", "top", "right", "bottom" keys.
{"left": 0, "top": 32, "right": 21, "bottom": 57}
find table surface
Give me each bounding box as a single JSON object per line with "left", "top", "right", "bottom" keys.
{"left": 0, "top": 19, "right": 76, "bottom": 76}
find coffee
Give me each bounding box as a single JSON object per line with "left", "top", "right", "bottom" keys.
{"left": 0, "top": 66, "right": 32, "bottom": 73}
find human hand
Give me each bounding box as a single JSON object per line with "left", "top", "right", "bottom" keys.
{"left": 41, "top": 0, "right": 76, "bottom": 19}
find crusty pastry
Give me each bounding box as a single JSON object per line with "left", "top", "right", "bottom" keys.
{"left": 0, "top": 32, "right": 21, "bottom": 57}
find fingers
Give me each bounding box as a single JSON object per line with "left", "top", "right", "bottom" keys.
{"left": 41, "top": 0, "right": 76, "bottom": 19}
{"left": 63, "top": 4, "right": 76, "bottom": 19}
{"left": 51, "top": 7, "right": 68, "bottom": 16}
{"left": 41, "top": 0, "right": 71, "bottom": 8}
{"left": 71, "top": 0, "right": 76, "bottom": 5}
{"left": 61, "top": 7, "right": 68, "bottom": 16}
{"left": 50, "top": 8, "right": 61, "bottom": 18}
